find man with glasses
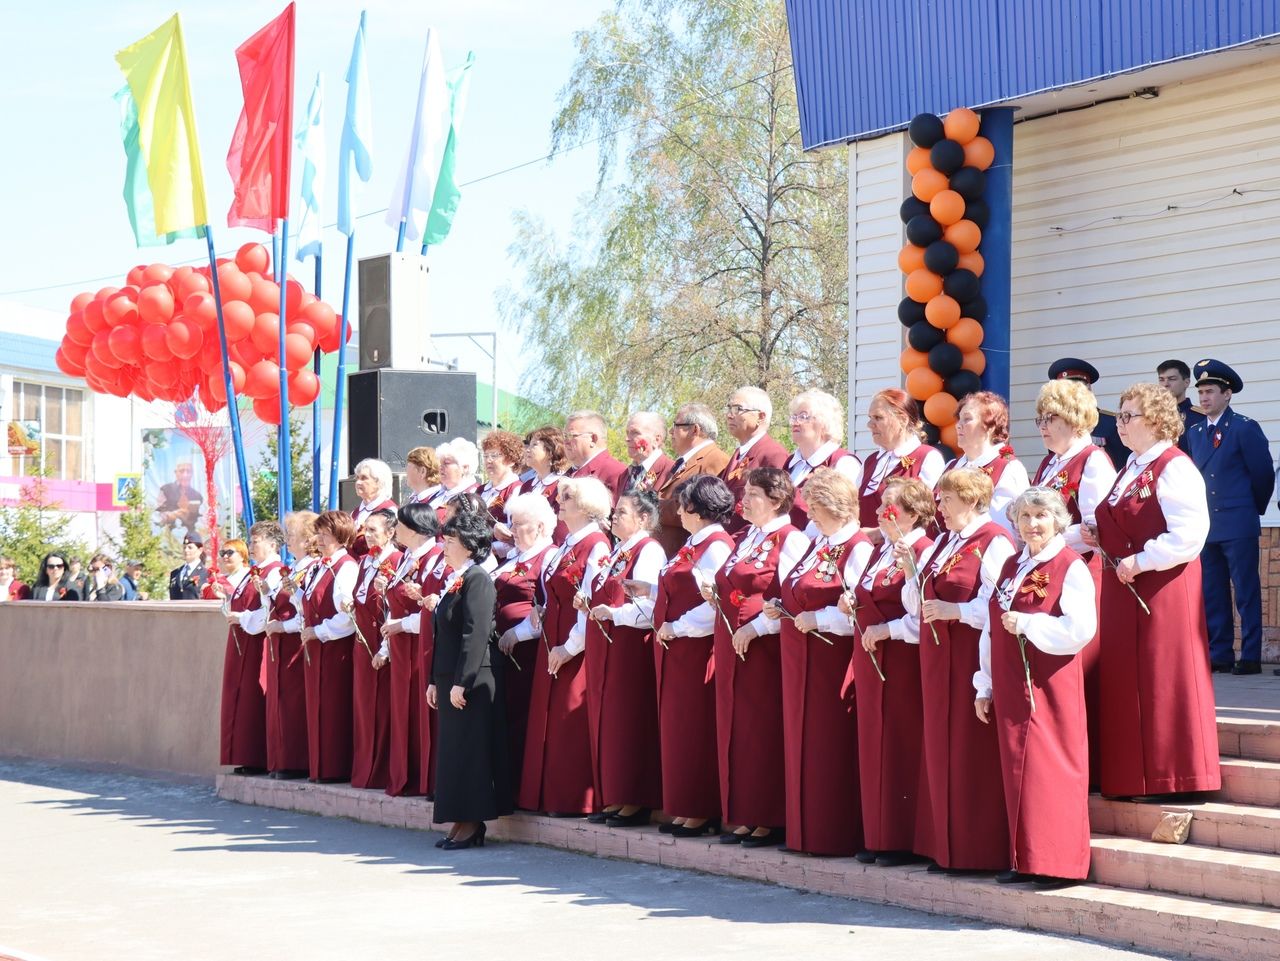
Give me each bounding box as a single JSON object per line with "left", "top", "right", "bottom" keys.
{"left": 719, "top": 386, "right": 788, "bottom": 533}
{"left": 621, "top": 411, "right": 675, "bottom": 496}
{"left": 655, "top": 402, "right": 730, "bottom": 554}
{"left": 168, "top": 533, "right": 211, "bottom": 600}
{"left": 563, "top": 410, "right": 628, "bottom": 503}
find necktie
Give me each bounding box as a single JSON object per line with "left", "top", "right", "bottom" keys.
{"left": 625, "top": 464, "right": 643, "bottom": 492}
{"left": 670, "top": 456, "right": 686, "bottom": 478}
{"left": 565, "top": 466, "right": 578, "bottom": 477}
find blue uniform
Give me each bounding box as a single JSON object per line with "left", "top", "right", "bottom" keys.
{"left": 1187, "top": 408, "right": 1275, "bottom": 666}
{"left": 1177, "top": 397, "right": 1207, "bottom": 454}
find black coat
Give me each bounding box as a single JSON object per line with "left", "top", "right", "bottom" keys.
{"left": 32, "top": 576, "right": 79, "bottom": 601}
{"left": 169, "top": 562, "right": 211, "bottom": 600}
{"left": 430, "top": 564, "right": 512, "bottom": 823}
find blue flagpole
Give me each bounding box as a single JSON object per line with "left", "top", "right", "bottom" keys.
{"left": 272, "top": 233, "right": 281, "bottom": 283}
{"left": 311, "top": 254, "right": 322, "bottom": 512}
{"left": 205, "top": 226, "right": 255, "bottom": 528}
{"left": 396, "top": 219, "right": 407, "bottom": 253}
{"left": 277, "top": 217, "right": 292, "bottom": 519}
{"left": 328, "top": 231, "right": 355, "bottom": 510}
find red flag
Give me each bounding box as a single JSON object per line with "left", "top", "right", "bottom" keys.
{"left": 226, "top": 2, "right": 295, "bottom": 230}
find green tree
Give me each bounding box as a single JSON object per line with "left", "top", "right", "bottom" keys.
{"left": 250, "top": 412, "right": 315, "bottom": 523}
{"left": 503, "top": 0, "right": 848, "bottom": 428}
{"left": 0, "top": 470, "right": 89, "bottom": 585}
{"left": 104, "top": 475, "right": 172, "bottom": 599}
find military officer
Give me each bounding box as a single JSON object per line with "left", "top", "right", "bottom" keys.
{"left": 1186, "top": 360, "right": 1276, "bottom": 675}
{"left": 1157, "top": 359, "right": 1206, "bottom": 452}
{"left": 1047, "top": 358, "right": 1127, "bottom": 469}
{"left": 168, "top": 533, "right": 211, "bottom": 600}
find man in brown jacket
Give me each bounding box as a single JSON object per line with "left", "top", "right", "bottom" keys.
{"left": 655, "top": 402, "right": 730, "bottom": 555}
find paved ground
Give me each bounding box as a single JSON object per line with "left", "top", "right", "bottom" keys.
{"left": 1, "top": 759, "right": 1170, "bottom": 961}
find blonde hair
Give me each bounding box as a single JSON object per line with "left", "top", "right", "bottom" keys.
{"left": 1036, "top": 380, "right": 1099, "bottom": 434}
{"left": 936, "top": 467, "right": 994, "bottom": 512}
{"left": 284, "top": 511, "right": 319, "bottom": 554}
{"left": 881, "top": 477, "right": 934, "bottom": 529}
{"left": 1117, "top": 382, "right": 1184, "bottom": 443}
{"left": 406, "top": 446, "right": 440, "bottom": 484}
{"left": 801, "top": 467, "right": 859, "bottom": 523}
{"left": 558, "top": 476, "right": 613, "bottom": 524}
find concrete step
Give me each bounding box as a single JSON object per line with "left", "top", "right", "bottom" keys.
{"left": 1091, "top": 834, "right": 1280, "bottom": 909}
{"left": 1218, "top": 716, "right": 1280, "bottom": 763}
{"left": 1218, "top": 757, "right": 1280, "bottom": 806}
{"left": 1089, "top": 795, "right": 1280, "bottom": 855}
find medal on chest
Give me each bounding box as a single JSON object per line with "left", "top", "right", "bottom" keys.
{"left": 813, "top": 543, "right": 846, "bottom": 583}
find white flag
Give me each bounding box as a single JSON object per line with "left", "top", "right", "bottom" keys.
{"left": 386, "top": 27, "right": 451, "bottom": 244}
{"left": 295, "top": 73, "right": 324, "bottom": 260}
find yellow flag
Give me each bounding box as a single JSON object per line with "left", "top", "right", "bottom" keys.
{"left": 115, "top": 14, "right": 208, "bottom": 235}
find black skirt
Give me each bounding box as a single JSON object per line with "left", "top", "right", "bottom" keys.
{"left": 432, "top": 640, "right": 514, "bottom": 823}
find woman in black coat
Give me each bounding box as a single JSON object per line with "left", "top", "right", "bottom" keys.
{"left": 31, "top": 553, "right": 80, "bottom": 601}
{"left": 427, "top": 510, "right": 512, "bottom": 849}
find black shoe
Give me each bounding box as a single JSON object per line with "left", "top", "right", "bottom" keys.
{"left": 670, "top": 819, "right": 721, "bottom": 838}
{"left": 740, "top": 828, "right": 783, "bottom": 848}
{"left": 926, "top": 862, "right": 947, "bottom": 874}
{"left": 944, "top": 867, "right": 987, "bottom": 877}
{"left": 876, "top": 851, "right": 924, "bottom": 867}
{"left": 425, "top": 794, "right": 435, "bottom": 802}
{"left": 1031, "top": 875, "right": 1076, "bottom": 890}
{"left": 605, "top": 808, "right": 652, "bottom": 829}
{"left": 545, "top": 811, "right": 585, "bottom": 819}
{"left": 1210, "top": 662, "right": 1233, "bottom": 673}
{"left": 996, "top": 869, "right": 1032, "bottom": 884}
{"left": 232, "top": 766, "right": 266, "bottom": 776}
{"left": 587, "top": 812, "right": 611, "bottom": 824}
{"left": 1232, "top": 661, "right": 1261, "bottom": 676}
{"left": 271, "top": 769, "right": 307, "bottom": 780}
{"left": 854, "top": 850, "right": 879, "bottom": 864}
{"left": 1133, "top": 793, "right": 1174, "bottom": 804}
{"left": 658, "top": 821, "right": 679, "bottom": 834}
{"left": 442, "top": 823, "right": 486, "bottom": 850}
{"left": 310, "top": 776, "right": 347, "bottom": 784}
{"left": 434, "top": 835, "right": 451, "bottom": 849}
{"left": 719, "top": 830, "right": 749, "bottom": 844}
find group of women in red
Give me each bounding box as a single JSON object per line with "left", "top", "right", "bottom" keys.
{"left": 218, "top": 381, "right": 1221, "bottom": 883}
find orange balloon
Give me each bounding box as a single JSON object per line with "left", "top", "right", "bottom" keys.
{"left": 957, "top": 250, "right": 985, "bottom": 276}
{"left": 925, "top": 294, "right": 961, "bottom": 329}
{"left": 947, "top": 317, "right": 985, "bottom": 352}
{"left": 944, "top": 220, "right": 982, "bottom": 254}
{"left": 905, "top": 268, "right": 943, "bottom": 303}
{"left": 905, "top": 366, "right": 943, "bottom": 401}
{"left": 906, "top": 146, "right": 932, "bottom": 175}
{"left": 930, "top": 189, "right": 966, "bottom": 226}
{"left": 961, "top": 349, "right": 987, "bottom": 375}
{"left": 940, "top": 423, "right": 959, "bottom": 450}
{"left": 944, "top": 107, "right": 981, "bottom": 145}
{"left": 912, "top": 168, "right": 949, "bottom": 203}
{"left": 924, "top": 392, "right": 960, "bottom": 427}
{"left": 963, "top": 136, "right": 995, "bottom": 171}
{"left": 900, "top": 347, "right": 930, "bottom": 373}
{"left": 897, "top": 244, "right": 926, "bottom": 274}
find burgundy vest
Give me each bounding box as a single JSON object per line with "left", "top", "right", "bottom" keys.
{"left": 1094, "top": 446, "right": 1183, "bottom": 558}
{"left": 303, "top": 555, "right": 358, "bottom": 627}
{"left": 654, "top": 531, "right": 736, "bottom": 627}
{"left": 714, "top": 524, "right": 798, "bottom": 627}
{"left": 859, "top": 444, "right": 937, "bottom": 528}
{"left": 781, "top": 532, "right": 871, "bottom": 615}
{"left": 482, "top": 479, "right": 524, "bottom": 526}
{"left": 790, "top": 448, "right": 858, "bottom": 528}
{"left": 854, "top": 537, "right": 933, "bottom": 624}
{"left": 495, "top": 545, "right": 553, "bottom": 635}
{"left": 589, "top": 537, "right": 657, "bottom": 609}
{"left": 1033, "top": 445, "right": 1101, "bottom": 526}
{"left": 386, "top": 546, "right": 442, "bottom": 620}
{"left": 540, "top": 530, "right": 611, "bottom": 641}
{"left": 923, "top": 522, "right": 1010, "bottom": 604}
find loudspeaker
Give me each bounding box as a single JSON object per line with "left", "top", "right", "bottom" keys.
{"left": 358, "top": 253, "right": 432, "bottom": 370}
{"left": 338, "top": 473, "right": 412, "bottom": 513}
{"left": 347, "top": 368, "right": 477, "bottom": 471}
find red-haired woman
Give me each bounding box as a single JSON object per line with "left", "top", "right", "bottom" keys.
{"left": 936, "top": 391, "right": 1028, "bottom": 537}
{"left": 858, "top": 388, "right": 945, "bottom": 530}
{"left": 481, "top": 430, "right": 527, "bottom": 560}
{"left": 520, "top": 426, "right": 571, "bottom": 543}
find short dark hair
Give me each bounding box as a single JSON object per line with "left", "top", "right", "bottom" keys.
{"left": 315, "top": 510, "right": 356, "bottom": 548}
{"left": 398, "top": 502, "right": 440, "bottom": 537}
{"left": 618, "top": 489, "right": 660, "bottom": 532}
{"left": 447, "top": 492, "right": 487, "bottom": 517}
{"left": 677, "top": 474, "right": 735, "bottom": 525}
{"left": 1157, "top": 359, "right": 1190, "bottom": 379}
{"left": 744, "top": 467, "right": 795, "bottom": 515}
{"left": 366, "top": 508, "right": 397, "bottom": 532}
{"left": 248, "top": 520, "right": 286, "bottom": 552}
{"left": 442, "top": 510, "right": 494, "bottom": 562}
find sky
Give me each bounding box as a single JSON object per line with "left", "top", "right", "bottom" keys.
{"left": 0, "top": 0, "right": 616, "bottom": 397}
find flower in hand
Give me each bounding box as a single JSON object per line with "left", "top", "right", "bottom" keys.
{"left": 728, "top": 589, "right": 746, "bottom": 607}
{"left": 861, "top": 623, "right": 889, "bottom": 651}
{"left": 590, "top": 604, "right": 614, "bottom": 622}
{"left": 1000, "top": 610, "right": 1021, "bottom": 634}
{"left": 794, "top": 611, "right": 819, "bottom": 633}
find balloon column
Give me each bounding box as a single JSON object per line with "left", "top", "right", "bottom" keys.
{"left": 54, "top": 243, "right": 349, "bottom": 426}
{"left": 896, "top": 107, "right": 994, "bottom": 453}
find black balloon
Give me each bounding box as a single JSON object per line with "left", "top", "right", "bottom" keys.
{"left": 900, "top": 196, "right": 930, "bottom": 225}
{"left": 949, "top": 166, "right": 986, "bottom": 200}
{"left": 945, "top": 369, "right": 983, "bottom": 398}
{"left": 898, "top": 297, "right": 927, "bottom": 328}
{"left": 906, "top": 215, "right": 943, "bottom": 248}
{"left": 930, "top": 139, "right": 965, "bottom": 175}
{"left": 943, "top": 269, "right": 981, "bottom": 303}
{"left": 908, "top": 113, "right": 945, "bottom": 149}
{"left": 923, "top": 241, "right": 959, "bottom": 275}
{"left": 964, "top": 198, "right": 990, "bottom": 230}
{"left": 928, "top": 342, "right": 963, "bottom": 377}
{"left": 922, "top": 422, "right": 942, "bottom": 446}
{"left": 960, "top": 296, "right": 988, "bottom": 322}
{"left": 908, "top": 321, "right": 944, "bottom": 352}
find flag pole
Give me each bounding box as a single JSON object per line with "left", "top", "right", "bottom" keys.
{"left": 272, "top": 233, "right": 281, "bottom": 283}
{"left": 328, "top": 231, "right": 355, "bottom": 510}
{"left": 395, "top": 220, "right": 407, "bottom": 253}
{"left": 204, "top": 227, "right": 255, "bottom": 527}
{"left": 277, "top": 217, "right": 292, "bottom": 519}
{"left": 311, "top": 254, "right": 322, "bottom": 512}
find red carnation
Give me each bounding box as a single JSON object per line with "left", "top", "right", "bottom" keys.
{"left": 729, "top": 589, "right": 747, "bottom": 607}
{"left": 676, "top": 546, "right": 695, "bottom": 565}
{"left": 513, "top": 562, "right": 530, "bottom": 577}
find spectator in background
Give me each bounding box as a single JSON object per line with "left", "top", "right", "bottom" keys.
{"left": 119, "top": 561, "right": 143, "bottom": 601}
{"left": 169, "top": 534, "right": 211, "bottom": 600}
{"left": 66, "top": 557, "right": 89, "bottom": 598}
{"left": 0, "top": 556, "right": 31, "bottom": 601}
{"left": 32, "top": 553, "right": 79, "bottom": 601}
{"left": 85, "top": 554, "right": 126, "bottom": 602}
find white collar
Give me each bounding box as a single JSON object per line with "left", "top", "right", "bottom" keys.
{"left": 439, "top": 478, "right": 475, "bottom": 497}
{"left": 1126, "top": 439, "right": 1172, "bottom": 470}
{"left": 413, "top": 485, "right": 439, "bottom": 503}
{"left": 357, "top": 497, "right": 383, "bottom": 514}
{"left": 516, "top": 538, "right": 553, "bottom": 562}
{"left": 483, "top": 474, "right": 517, "bottom": 493}
{"left": 614, "top": 530, "right": 649, "bottom": 554}
{"left": 575, "top": 449, "right": 606, "bottom": 471}
{"left": 634, "top": 450, "right": 664, "bottom": 471}
{"left": 886, "top": 437, "right": 918, "bottom": 458}
{"left": 688, "top": 522, "right": 725, "bottom": 546}
{"left": 532, "top": 472, "right": 562, "bottom": 490}
{"left": 321, "top": 549, "right": 350, "bottom": 565}
{"left": 225, "top": 568, "right": 250, "bottom": 586}
{"left": 958, "top": 442, "right": 1001, "bottom": 467}
{"left": 798, "top": 439, "right": 839, "bottom": 468}
{"left": 409, "top": 538, "right": 436, "bottom": 560}
{"left": 818, "top": 519, "right": 861, "bottom": 546}
{"left": 735, "top": 429, "right": 768, "bottom": 456}
{"left": 563, "top": 521, "right": 601, "bottom": 549}
{"left": 1020, "top": 534, "right": 1066, "bottom": 564}
{"left": 1051, "top": 435, "right": 1093, "bottom": 463}
{"left": 443, "top": 560, "right": 475, "bottom": 592}
{"left": 758, "top": 514, "right": 791, "bottom": 536}
{"left": 957, "top": 513, "right": 992, "bottom": 539}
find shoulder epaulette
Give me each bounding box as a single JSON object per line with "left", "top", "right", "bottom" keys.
{"left": 1097, "top": 408, "right": 1116, "bottom": 417}
{"left": 1190, "top": 404, "right": 1206, "bottom": 415}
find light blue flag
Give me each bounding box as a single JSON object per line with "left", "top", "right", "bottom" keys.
{"left": 338, "top": 11, "right": 373, "bottom": 237}
{"left": 114, "top": 85, "right": 205, "bottom": 247}
{"left": 295, "top": 73, "right": 324, "bottom": 260}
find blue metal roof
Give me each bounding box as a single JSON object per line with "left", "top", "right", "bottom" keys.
{"left": 2, "top": 332, "right": 59, "bottom": 373}
{"left": 785, "top": 0, "right": 1280, "bottom": 148}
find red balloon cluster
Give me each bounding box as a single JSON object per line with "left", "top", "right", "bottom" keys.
{"left": 55, "top": 244, "right": 349, "bottom": 425}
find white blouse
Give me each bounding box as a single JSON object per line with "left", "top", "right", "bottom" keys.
{"left": 234, "top": 556, "right": 283, "bottom": 635}
{"left": 902, "top": 513, "right": 1016, "bottom": 634}
{"left": 629, "top": 524, "right": 732, "bottom": 640}
{"left": 753, "top": 521, "right": 874, "bottom": 638}
{"left": 302, "top": 550, "right": 357, "bottom": 642}
{"left": 1106, "top": 441, "right": 1209, "bottom": 571}
{"left": 948, "top": 444, "right": 1030, "bottom": 537}
{"left": 788, "top": 440, "right": 864, "bottom": 491}
{"left": 858, "top": 527, "right": 928, "bottom": 645}
{"left": 862, "top": 438, "right": 946, "bottom": 498}
{"left": 1034, "top": 436, "right": 1117, "bottom": 553}
{"left": 574, "top": 531, "right": 667, "bottom": 650}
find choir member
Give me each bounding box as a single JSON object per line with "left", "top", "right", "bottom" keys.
{"left": 655, "top": 403, "right": 731, "bottom": 555}
{"left": 580, "top": 490, "right": 666, "bottom": 826}
{"left": 481, "top": 429, "right": 527, "bottom": 559}
{"left": 762, "top": 468, "right": 872, "bottom": 855}
{"left": 520, "top": 425, "right": 570, "bottom": 541}
{"left": 346, "top": 508, "right": 400, "bottom": 790}
{"left": 428, "top": 509, "right": 512, "bottom": 849}
{"left": 904, "top": 468, "right": 1015, "bottom": 872}
{"left": 938, "top": 391, "right": 1028, "bottom": 537}
{"left": 563, "top": 410, "right": 628, "bottom": 497}
{"left": 842, "top": 477, "right": 934, "bottom": 866}
{"left": 713, "top": 468, "right": 807, "bottom": 845}
{"left": 263, "top": 511, "right": 319, "bottom": 779}
{"left": 516, "top": 477, "right": 612, "bottom": 815}
{"left": 976, "top": 487, "right": 1097, "bottom": 888}
{"left": 858, "top": 388, "right": 944, "bottom": 529}
{"left": 720, "top": 386, "right": 790, "bottom": 534}
{"left": 350, "top": 458, "right": 397, "bottom": 558}
{"left": 1092, "top": 382, "right": 1220, "bottom": 799}
{"left": 426, "top": 439, "right": 481, "bottom": 518}
{"left": 785, "top": 389, "right": 862, "bottom": 530}
{"left": 404, "top": 446, "right": 441, "bottom": 505}
{"left": 219, "top": 523, "right": 285, "bottom": 775}
{"left": 620, "top": 411, "right": 675, "bottom": 496}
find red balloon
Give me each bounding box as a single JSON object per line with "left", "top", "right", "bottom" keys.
{"left": 133, "top": 379, "right": 155, "bottom": 403}
{"left": 147, "top": 361, "right": 178, "bottom": 389}
{"left": 197, "top": 341, "right": 223, "bottom": 374}
{"left": 298, "top": 290, "right": 318, "bottom": 311}
{"left": 251, "top": 312, "right": 282, "bottom": 357}
{"left": 317, "top": 314, "right": 348, "bottom": 353}
{"left": 231, "top": 339, "right": 263, "bottom": 369}
{"left": 287, "top": 368, "right": 320, "bottom": 406}
{"left": 252, "top": 395, "right": 284, "bottom": 425}
{"left": 55, "top": 347, "right": 85, "bottom": 377}
{"left": 184, "top": 291, "right": 218, "bottom": 330}
{"left": 300, "top": 301, "right": 337, "bottom": 340}
{"left": 103, "top": 291, "right": 139, "bottom": 327}
{"left": 91, "top": 329, "right": 123, "bottom": 369}
{"left": 170, "top": 266, "right": 210, "bottom": 302}
{"left": 287, "top": 321, "right": 317, "bottom": 349}
{"left": 95, "top": 286, "right": 121, "bottom": 302}
{"left": 249, "top": 276, "right": 280, "bottom": 316}
{"left": 221, "top": 300, "right": 256, "bottom": 341}
{"left": 283, "top": 332, "right": 313, "bottom": 370}
{"left": 107, "top": 325, "right": 143, "bottom": 365}
{"left": 284, "top": 279, "right": 304, "bottom": 315}
{"left": 69, "top": 291, "right": 94, "bottom": 313}
{"left": 140, "top": 323, "right": 174, "bottom": 362}
{"left": 142, "top": 263, "right": 173, "bottom": 286}
{"left": 235, "top": 242, "right": 271, "bottom": 276}
{"left": 207, "top": 372, "right": 228, "bottom": 403}
{"left": 83, "top": 299, "right": 107, "bottom": 333}
{"left": 65, "top": 311, "right": 93, "bottom": 347}
{"left": 126, "top": 265, "right": 148, "bottom": 288}
{"left": 227, "top": 359, "right": 246, "bottom": 394}
{"left": 216, "top": 264, "right": 253, "bottom": 303}
{"left": 137, "top": 284, "right": 175, "bottom": 325}
{"left": 165, "top": 316, "right": 203, "bottom": 359}
{"left": 61, "top": 338, "right": 89, "bottom": 366}
{"left": 245, "top": 359, "right": 282, "bottom": 399}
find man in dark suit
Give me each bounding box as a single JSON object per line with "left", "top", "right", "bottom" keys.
{"left": 563, "top": 410, "right": 628, "bottom": 504}
{"left": 1048, "top": 358, "right": 1126, "bottom": 469}
{"left": 1157, "top": 359, "right": 1206, "bottom": 453}
{"left": 157, "top": 461, "right": 204, "bottom": 532}
{"left": 719, "top": 385, "right": 789, "bottom": 533}
{"left": 168, "top": 533, "right": 211, "bottom": 600}
{"left": 621, "top": 411, "right": 675, "bottom": 497}
{"left": 1186, "top": 359, "right": 1276, "bottom": 675}
{"left": 655, "top": 402, "right": 730, "bottom": 555}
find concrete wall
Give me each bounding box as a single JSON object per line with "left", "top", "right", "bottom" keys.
{"left": 0, "top": 602, "right": 226, "bottom": 778}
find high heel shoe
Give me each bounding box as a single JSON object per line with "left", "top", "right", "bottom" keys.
{"left": 669, "top": 818, "right": 721, "bottom": 838}
{"left": 605, "top": 808, "right": 652, "bottom": 828}
{"left": 442, "top": 823, "right": 486, "bottom": 850}
{"left": 739, "top": 827, "right": 783, "bottom": 848}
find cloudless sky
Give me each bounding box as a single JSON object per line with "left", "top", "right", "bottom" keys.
{"left": 0, "top": 0, "right": 616, "bottom": 394}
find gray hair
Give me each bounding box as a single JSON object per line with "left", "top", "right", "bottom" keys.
{"left": 353, "top": 458, "right": 393, "bottom": 497}
{"left": 559, "top": 476, "right": 613, "bottom": 524}
{"left": 790, "top": 389, "right": 844, "bottom": 441}
{"left": 676, "top": 402, "right": 719, "bottom": 441}
{"left": 626, "top": 410, "right": 666, "bottom": 445}
{"left": 436, "top": 438, "right": 479, "bottom": 480}
{"left": 731, "top": 385, "right": 773, "bottom": 423}
{"left": 565, "top": 409, "right": 608, "bottom": 438}
{"left": 504, "top": 492, "right": 556, "bottom": 536}
{"left": 1007, "top": 486, "right": 1073, "bottom": 535}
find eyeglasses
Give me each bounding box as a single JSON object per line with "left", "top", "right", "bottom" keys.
{"left": 218, "top": 549, "right": 237, "bottom": 557}
{"left": 46, "top": 562, "right": 65, "bottom": 570}
{"left": 670, "top": 423, "right": 695, "bottom": 430}
{"left": 1116, "top": 411, "right": 1146, "bottom": 425}
{"left": 565, "top": 432, "right": 594, "bottom": 440}
{"left": 89, "top": 566, "right": 104, "bottom": 573}
{"left": 725, "top": 404, "right": 761, "bottom": 415}
{"left": 1034, "top": 414, "right": 1058, "bottom": 427}
{"left": 788, "top": 411, "right": 814, "bottom": 423}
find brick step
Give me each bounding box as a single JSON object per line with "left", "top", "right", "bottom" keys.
{"left": 1218, "top": 757, "right": 1280, "bottom": 806}
{"left": 1090, "top": 834, "right": 1280, "bottom": 909}
{"left": 1089, "top": 795, "right": 1280, "bottom": 855}
{"left": 1218, "top": 716, "right": 1280, "bottom": 762}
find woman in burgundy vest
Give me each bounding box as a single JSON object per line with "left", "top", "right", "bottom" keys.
{"left": 347, "top": 509, "right": 401, "bottom": 790}
{"left": 414, "top": 542, "right": 455, "bottom": 797}
{"left": 1093, "top": 383, "right": 1220, "bottom": 799}
{"left": 934, "top": 391, "right": 1028, "bottom": 537}
{"left": 651, "top": 475, "right": 736, "bottom": 836}
{"left": 379, "top": 503, "right": 442, "bottom": 797}
{"left": 1032, "top": 379, "right": 1118, "bottom": 788}
{"left": 840, "top": 477, "right": 934, "bottom": 865}
{"left": 263, "top": 513, "right": 319, "bottom": 778}
{"left": 764, "top": 468, "right": 873, "bottom": 856}
{"left": 711, "top": 468, "right": 808, "bottom": 845}
{"left": 517, "top": 477, "right": 611, "bottom": 815}
{"left": 299, "top": 511, "right": 360, "bottom": 782}
{"left": 494, "top": 493, "right": 558, "bottom": 798}
{"left": 904, "top": 467, "right": 1015, "bottom": 871}
{"left": 784, "top": 388, "right": 862, "bottom": 529}
{"left": 481, "top": 429, "right": 527, "bottom": 560}
{"left": 519, "top": 425, "right": 571, "bottom": 544}
{"left": 978, "top": 487, "right": 1097, "bottom": 886}
{"left": 349, "top": 458, "right": 397, "bottom": 560}
{"left": 220, "top": 523, "right": 285, "bottom": 774}
{"left": 581, "top": 490, "right": 666, "bottom": 824}
{"left": 858, "top": 388, "right": 945, "bottom": 530}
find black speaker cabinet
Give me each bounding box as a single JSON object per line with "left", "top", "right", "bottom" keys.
{"left": 347, "top": 369, "right": 477, "bottom": 470}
